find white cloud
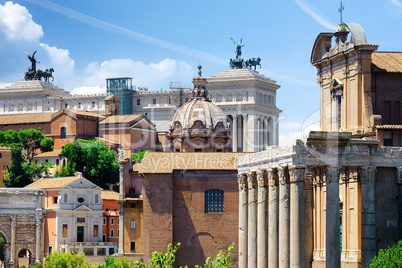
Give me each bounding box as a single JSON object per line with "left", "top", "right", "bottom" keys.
{"left": 295, "top": 0, "right": 338, "bottom": 31}
{"left": 279, "top": 121, "right": 320, "bottom": 146}
{"left": 0, "top": 1, "right": 43, "bottom": 42}
{"left": 39, "top": 43, "right": 75, "bottom": 87}
{"left": 72, "top": 58, "right": 194, "bottom": 93}
{"left": 391, "top": 0, "right": 402, "bottom": 8}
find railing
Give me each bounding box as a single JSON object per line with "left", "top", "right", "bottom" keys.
{"left": 64, "top": 242, "right": 117, "bottom": 247}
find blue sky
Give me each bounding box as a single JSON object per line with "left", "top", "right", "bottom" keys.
{"left": 0, "top": 0, "right": 402, "bottom": 145}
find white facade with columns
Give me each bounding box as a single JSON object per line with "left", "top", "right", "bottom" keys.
{"left": 0, "top": 69, "right": 280, "bottom": 152}
{"left": 238, "top": 131, "right": 402, "bottom": 268}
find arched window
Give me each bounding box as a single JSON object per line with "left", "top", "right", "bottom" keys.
{"left": 204, "top": 189, "right": 224, "bottom": 213}
{"left": 64, "top": 193, "right": 67, "bottom": 203}
{"left": 60, "top": 127, "right": 66, "bottom": 139}
{"left": 95, "top": 194, "right": 99, "bottom": 203}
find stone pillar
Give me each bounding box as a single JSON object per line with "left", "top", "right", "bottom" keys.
{"left": 264, "top": 117, "right": 269, "bottom": 148}
{"left": 360, "top": 166, "right": 377, "bottom": 268}
{"left": 233, "top": 115, "right": 238, "bottom": 152}
{"left": 118, "top": 155, "right": 127, "bottom": 255}
{"left": 279, "top": 166, "right": 290, "bottom": 267}
{"left": 10, "top": 216, "right": 16, "bottom": 266}
{"left": 238, "top": 173, "right": 248, "bottom": 267}
{"left": 35, "top": 217, "right": 41, "bottom": 263}
{"left": 304, "top": 169, "right": 314, "bottom": 268}
{"left": 257, "top": 170, "right": 268, "bottom": 268}
{"left": 243, "top": 114, "right": 248, "bottom": 152}
{"left": 268, "top": 168, "right": 279, "bottom": 268}
{"left": 247, "top": 171, "right": 257, "bottom": 268}
{"left": 289, "top": 166, "right": 306, "bottom": 268}
{"left": 325, "top": 166, "right": 341, "bottom": 268}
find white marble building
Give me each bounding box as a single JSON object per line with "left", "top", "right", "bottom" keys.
{"left": 0, "top": 69, "right": 281, "bottom": 152}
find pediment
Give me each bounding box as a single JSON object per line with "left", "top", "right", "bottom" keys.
{"left": 330, "top": 78, "right": 343, "bottom": 90}
{"left": 74, "top": 204, "right": 92, "bottom": 211}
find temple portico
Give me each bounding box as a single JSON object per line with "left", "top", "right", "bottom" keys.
{"left": 238, "top": 131, "right": 402, "bottom": 267}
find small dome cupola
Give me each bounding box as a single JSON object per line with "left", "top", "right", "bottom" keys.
{"left": 167, "top": 66, "right": 231, "bottom": 152}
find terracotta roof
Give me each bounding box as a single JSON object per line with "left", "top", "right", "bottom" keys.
{"left": 375, "top": 124, "right": 402, "bottom": 129}
{"left": 104, "top": 94, "right": 119, "bottom": 101}
{"left": 0, "top": 113, "right": 52, "bottom": 125}
{"left": 136, "top": 152, "right": 246, "bottom": 173}
{"left": 101, "top": 190, "right": 120, "bottom": 200}
{"left": 100, "top": 114, "right": 143, "bottom": 125}
{"left": 34, "top": 149, "right": 63, "bottom": 158}
{"left": 24, "top": 176, "right": 80, "bottom": 189}
{"left": 372, "top": 52, "right": 402, "bottom": 73}
{"left": 52, "top": 108, "right": 105, "bottom": 120}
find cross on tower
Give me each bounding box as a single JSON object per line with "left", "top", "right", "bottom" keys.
{"left": 338, "top": 1, "right": 345, "bottom": 23}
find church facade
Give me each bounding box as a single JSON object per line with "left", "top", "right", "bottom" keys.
{"left": 238, "top": 22, "right": 402, "bottom": 268}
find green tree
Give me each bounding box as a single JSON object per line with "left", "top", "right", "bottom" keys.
{"left": 132, "top": 150, "right": 152, "bottom": 163}
{"left": 195, "top": 243, "right": 235, "bottom": 268}
{"left": 61, "top": 138, "right": 118, "bottom": 188}
{"left": 0, "top": 129, "right": 54, "bottom": 161}
{"left": 44, "top": 251, "right": 89, "bottom": 268}
{"left": 370, "top": 240, "right": 402, "bottom": 268}
{"left": 135, "top": 243, "right": 181, "bottom": 268}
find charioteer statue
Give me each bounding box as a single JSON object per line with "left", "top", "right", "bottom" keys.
{"left": 229, "top": 38, "right": 261, "bottom": 70}
{"left": 24, "top": 50, "right": 55, "bottom": 82}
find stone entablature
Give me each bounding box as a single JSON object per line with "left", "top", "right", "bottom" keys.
{"left": 237, "top": 131, "right": 402, "bottom": 268}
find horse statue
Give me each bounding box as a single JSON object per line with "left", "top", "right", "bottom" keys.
{"left": 41, "top": 68, "right": 55, "bottom": 82}
{"left": 230, "top": 58, "right": 245, "bottom": 69}
{"left": 245, "top": 57, "right": 261, "bottom": 70}
{"left": 24, "top": 68, "right": 36, "bottom": 81}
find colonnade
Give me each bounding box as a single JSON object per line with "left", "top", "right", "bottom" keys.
{"left": 238, "top": 165, "right": 377, "bottom": 268}
{"left": 229, "top": 114, "right": 276, "bottom": 152}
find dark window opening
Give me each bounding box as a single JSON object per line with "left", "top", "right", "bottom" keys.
{"left": 383, "top": 130, "right": 393, "bottom": 146}
{"left": 204, "top": 189, "right": 224, "bottom": 213}
{"left": 60, "top": 127, "right": 66, "bottom": 139}
{"left": 194, "top": 148, "right": 202, "bottom": 152}
{"left": 53, "top": 196, "right": 58, "bottom": 204}
{"left": 131, "top": 242, "right": 135, "bottom": 251}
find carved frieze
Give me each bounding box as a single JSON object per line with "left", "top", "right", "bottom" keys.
{"left": 304, "top": 168, "right": 314, "bottom": 190}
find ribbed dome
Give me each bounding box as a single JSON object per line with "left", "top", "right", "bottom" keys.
{"left": 167, "top": 66, "right": 231, "bottom": 152}
{"left": 170, "top": 98, "right": 228, "bottom": 132}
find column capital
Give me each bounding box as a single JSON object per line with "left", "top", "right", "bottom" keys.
{"left": 289, "top": 166, "right": 305, "bottom": 183}
{"left": 247, "top": 171, "right": 257, "bottom": 188}
{"left": 304, "top": 167, "right": 314, "bottom": 190}
{"left": 279, "top": 166, "right": 289, "bottom": 184}
{"left": 359, "top": 166, "right": 376, "bottom": 184}
{"left": 237, "top": 173, "right": 247, "bottom": 191}
{"left": 257, "top": 169, "right": 268, "bottom": 187}
{"left": 326, "top": 166, "right": 341, "bottom": 183}
{"left": 268, "top": 168, "right": 279, "bottom": 185}
{"left": 396, "top": 167, "right": 402, "bottom": 184}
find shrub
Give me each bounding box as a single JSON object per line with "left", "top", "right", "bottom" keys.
{"left": 370, "top": 240, "right": 402, "bottom": 268}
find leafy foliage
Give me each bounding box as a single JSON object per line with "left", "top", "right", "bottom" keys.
{"left": 3, "top": 146, "right": 49, "bottom": 187}
{"left": 135, "top": 243, "right": 180, "bottom": 268}
{"left": 44, "top": 251, "right": 89, "bottom": 268}
{"left": 370, "top": 240, "right": 402, "bottom": 268}
{"left": 132, "top": 150, "right": 152, "bottom": 163}
{"left": 0, "top": 129, "right": 54, "bottom": 161}
{"left": 195, "top": 243, "right": 235, "bottom": 268}
{"left": 61, "top": 137, "right": 118, "bottom": 188}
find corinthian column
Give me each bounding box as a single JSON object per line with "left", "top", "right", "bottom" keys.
{"left": 268, "top": 168, "right": 279, "bottom": 268}
{"left": 279, "top": 166, "right": 290, "bottom": 267}
{"left": 10, "top": 216, "right": 16, "bottom": 266}
{"left": 304, "top": 168, "right": 314, "bottom": 268}
{"left": 360, "top": 166, "right": 376, "bottom": 268}
{"left": 257, "top": 170, "right": 268, "bottom": 268}
{"left": 289, "top": 166, "right": 306, "bottom": 268}
{"left": 326, "top": 166, "right": 341, "bottom": 268}
{"left": 233, "top": 115, "right": 238, "bottom": 152}
{"left": 238, "top": 173, "right": 248, "bottom": 267}
{"left": 118, "top": 153, "right": 127, "bottom": 255}
{"left": 35, "top": 217, "right": 42, "bottom": 263}
{"left": 247, "top": 171, "right": 257, "bottom": 268}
